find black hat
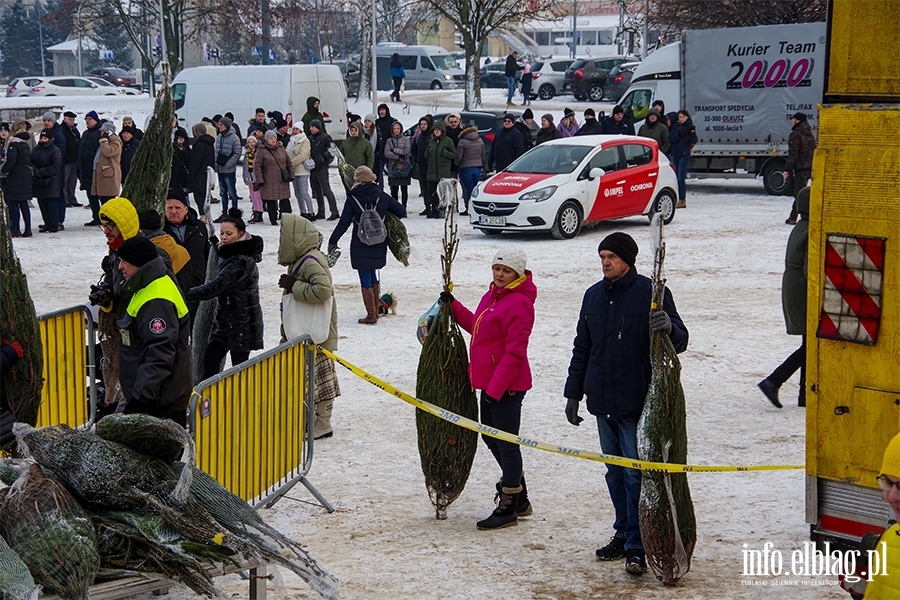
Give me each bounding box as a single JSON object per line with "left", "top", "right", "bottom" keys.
{"left": 0, "top": 122, "right": 9, "bottom": 132}
{"left": 309, "top": 119, "right": 323, "bottom": 130}
{"left": 63, "top": 110, "right": 77, "bottom": 118}
{"left": 39, "top": 128, "right": 53, "bottom": 138}
{"left": 120, "top": 125, "right": 136, "bottom": 136}
{"left": 212, "top": 114, "right": 223, "bottom": 122}
{"left": 224, "top": 111, "right": 235, "bottom": 120}
{"left": 522, "top": 108, "right": 534, "bottom": 120}
{"left": 138, "top": 209, "right": 162, "bottom": 231}
{"left": 166, "top": 187, "right": 188, "bottom": 205}
{"left": 612, "top": 105, "right": 625, "bottom": 115}
{"left": 791, "top": 112, "right": 807, "bottom": 122}
{"left": 584, "top": 108, "right": 595, "bottom": 118}
{"left": 564, "top": 107, "right": 575, "bottom": 119}
{"left": 117, "top": 236, "right": 159, "bottom": 268}
{"left": 598, "top": 232, "right": 638, "bottom": 268}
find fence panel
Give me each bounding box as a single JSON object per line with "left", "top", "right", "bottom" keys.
{"left": 36, "top": 306, "right": 95, "bottom": 428}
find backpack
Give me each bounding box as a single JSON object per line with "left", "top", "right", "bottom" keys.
{"left": 353, "top": 196, "right": 387, "bottom": 246}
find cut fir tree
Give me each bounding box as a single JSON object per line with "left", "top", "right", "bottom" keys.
{"left": 415, "top": 179, "right": 478, "bottom": 519}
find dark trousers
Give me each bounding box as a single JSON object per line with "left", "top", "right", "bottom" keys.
{"left": 427, "top": 180, "right": 441, "bottom": 213}
{"left": 88, "top": 192, "right": 102, "bottom": 221}
{"left": 203, "top": 340, "right": 250, "bottom": 380}
{"left": 6, "top": 200, "right": 31, "bottom": 232}
{"left": 789, "top": 170, "right": 810, "bottom": 220}
{"left": 123, "top": 398, "right": 187, "bottom": 428}
{"left": 37, "top": 197, "right": 59, "bottom": 231}
{"left": 390, "top": 185, "right": 408, "bottom": 206}
{"left": 391, "top": 76, "right": 403, "bottom": 101}
{"left": 768, "top": 338, "right": 806, "bottom": 389}
{"left": 480, "top": 390, "right": 525, "bottom": 488}
{"left": 63, "top": 162, "right": 78, "bottom": 203}
{"left": 193, "top": 191, "right": 206, "bottom": 215}
{"left": 263, "top": 200, "right": 279, "bottom": 224}
{"left": 309, "top": 168, "right": 338, "bottom": 217}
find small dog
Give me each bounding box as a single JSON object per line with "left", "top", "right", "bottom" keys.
{"left": 378, "top": 292, "right": 398, "bottom": 315}
{"left": 401, "top": 103, "right": 411, "bottom": 115}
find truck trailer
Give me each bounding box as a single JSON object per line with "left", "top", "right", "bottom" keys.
{"left": 617, "top": 22, "right": 827, "bottom": 195}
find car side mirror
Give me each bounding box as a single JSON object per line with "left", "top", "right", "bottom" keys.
{"left": 589, "top": 167, "right": 605, "bottom": 180}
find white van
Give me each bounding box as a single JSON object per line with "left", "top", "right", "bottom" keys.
{"left": 171, "top": 65, "right": 348, "bottom": 140}
{"left": 375, "top": 45, "right": 465, "bottom": 91}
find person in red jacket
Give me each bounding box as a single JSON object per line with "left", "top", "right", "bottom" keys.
{"left": 441, "top": 248, "right": 537, "bottom": 530}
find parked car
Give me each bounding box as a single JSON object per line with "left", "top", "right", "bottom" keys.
{"left": 564, "top": 55, "right": 640, "bottom": 102}
{"left": 86, "top": 77, "right": 141, "bottom": 95}
{"left": 404, "top": 110, "right": 522, "bottom": 166}
{"left": 469, "top": 135, "right": 677, "bottom": 239}
{"left": 89, "top": 67, "right": 139, "bottom": 88}
{"left": 328, "top": 59, "right": 360, "bottom": 98}
{"left": 603, "top": 62, "right": 639, "bottom": 101}
{"left": 529, "top": 58, "right": 574, "bottom": 100}
{"left": 479, "top": 62, "right": 521, "bottom": 88}
{"left": 5, "top": 76, "right": 130, "bottom": 97}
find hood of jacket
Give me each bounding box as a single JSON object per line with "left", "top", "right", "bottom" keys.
{"left": 191, "top": 123, "right": 209, "bottom": 139}
{"left": 489, "top": 270, "right": 537, "bottom": 305}
{"left": 432, "top": 120, "right": 446, "bottom": 135}
{"left": 796, "top": 186, "right": 810, "bottom": 218}
{"left": 278, "top": 214, "right": 319, "bottom": 265}
{"left": 377, "top": 104, "right": 391, "bottom": 119}
{"left": 219, "top": 234, "right": 264, "bottom": 262}
{"left": 99, "top": 197, "right": 139, "bottom": 240}
{"left": 460, "top": 125, "right": 479, "bottom": 140}
{"left": 306, "top": 96, "right": 320, "bottom": 112}
{"left": 348, "top": 121, "right": 364, "bottom": 137}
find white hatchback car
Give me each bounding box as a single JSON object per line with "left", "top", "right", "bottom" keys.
{"left": 470, "top": 135, "right": 678, "bottom": 239}
{"left": 6, "top": 76, "right": 129, "bottom": 97}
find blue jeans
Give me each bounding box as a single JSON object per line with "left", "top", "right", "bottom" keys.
{"left": 458, "top": 167, "right": 481, "bottom": 209}
{"left": 675, "top": 156, "right": 689, "bottom": 201}
{"left": 506, "top": 76, "right": 516, "bottom": 104}
{"left": 357, "top": 269, "right": 379, "bottom": 289}
{"left": 481, "top": 390, "right": 525, "bottom": 488}
{"left": 596, "top": 416, "right": 642, "bottom": 550}
{"left": 217, "top": 172, "right": 238, "bottom": 211}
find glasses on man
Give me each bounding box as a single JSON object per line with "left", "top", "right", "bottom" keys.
{"left": 877, "top": 475, "right": 900, "bottom": 492}
{"left": 503, "top": 119, "right": 513, "bottom": 123}
{"left": 100, "top": 222, "right": 116, "bottom": 232}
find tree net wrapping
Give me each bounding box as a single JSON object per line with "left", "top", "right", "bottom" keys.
{"left": 637, "top": 215, "right": 696, "bottom": 585}
{"left": 0, "top": 529, "right": 39, "bottom": 600}
{"left": 415, "top": 179, "right": 478, "bottom": 519}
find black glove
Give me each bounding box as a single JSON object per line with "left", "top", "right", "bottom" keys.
{"left": 650, "top": 310, "right": 672, "bottom": 334}
{"left": 439, "top": 291, "right": 454, "bottom": 304}
{"left": 252, "top": 183, "right": 261, "bottom": 191}
{"left": 209, "top": 235, "right": 219, "bottom": 247}
{"left": 278, "top": 273, "right": 297, "bottom": 291}
{"left": 328, "top": 244, "right": 338, "bottom": 253}
{"left": 565, "top": 398, "right": 583, "bottom": 426}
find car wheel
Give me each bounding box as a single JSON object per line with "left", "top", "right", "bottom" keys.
{"left": 575, "top": 94, "right": 587, "bottom": 101}
{"left": 762, "top": 159, "right": 792, "bottom": 195}
{"left": 649, "top": 190, "right": 676, "bottom": 225}
{"left": 105, "top": 93, "right": 117, "bottom": 96}
{"left": 45, "top": 94, "right": 56, "bottom": 96}
{"left": 550, "top": 200, "right": 582, "bottom": 240}
{"left": 480, "top": 228, "right": 503, "bottom": 236}
{"left": 588, "top": 83, "right": 604, "bottom": 102}
{"left": 430, "top": 81, "right": 443, "bottom": 90}
{"left": 538, "top": 83, "right": 555, "bottom": 100}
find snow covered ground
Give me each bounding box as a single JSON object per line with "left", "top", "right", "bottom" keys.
{"left": 2, "top": 90, "right": 849, "bottom": 599}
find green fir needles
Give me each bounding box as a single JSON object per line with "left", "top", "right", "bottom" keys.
{"left": 637, "top": 215, "right": 696, "bottom": 585}
{"left": 415, "top": 179, "right": 478, "bottom": 519}
{"left": 0, "top": 193, "right": 43, "bottom": 431}
{"left": 121, "top": 63, "right": 174, "bottom": 212}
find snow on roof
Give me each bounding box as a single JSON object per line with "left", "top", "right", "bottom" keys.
{"left": 47, "top": 38, "right": 103, "bottom": 53}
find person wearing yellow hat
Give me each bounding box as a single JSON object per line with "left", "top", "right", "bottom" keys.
{"left": 88, "top": 197, "right": 140, "bottom": 315}
{"left": 864, "top": 432, "right": 900, "bottom": 598}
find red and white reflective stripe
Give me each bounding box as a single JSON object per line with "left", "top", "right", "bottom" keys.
{"left": 817, "top": 234, "right": 886, "bottom": 345}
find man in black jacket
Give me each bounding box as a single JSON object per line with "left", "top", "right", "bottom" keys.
{"left": 115, "top": 236, "right": 192, "bottom": 427}
{"left": 79, "top": 110, "right": 104, "bottom": 226}
{"left": 61, "top": 111, "right": 82, "bottom": 207}
{"left": 163, "top": 187, "right": 209, "bottom": 321}
{"left": 488, "top": 114, "right": 525, "bottom": 173}
{"left": 563, "top": 232, "right": 688, "bottom": 577}
{"left": 602, "top": 105, "right": 635, "bottom": 135}
{"left": 576, "top": 108, "right": 604, "bottom": 136}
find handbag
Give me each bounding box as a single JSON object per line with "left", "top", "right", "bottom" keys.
{"left": 389, "top": 158, "right": 412, "bottom": 178}
{"left": 216, "top": 152, "right": 230, "bottom": 166}
{"left": 303, "top": 158, "right": 316, "bottom": 170}
{"left": 268, "top": 147, "right": 294, "bottom": 182}
{"left": 281, "top": 255, "right": 332, "bottom": 344}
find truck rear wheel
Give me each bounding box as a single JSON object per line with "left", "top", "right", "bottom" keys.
{"left": 762, "top": 159, "right": 792, "bottom": 196}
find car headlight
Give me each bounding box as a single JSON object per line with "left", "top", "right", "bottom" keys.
{"left": 519, "top": 185, "right": 557, "bottom": 203}
{"left": 444, "top": 74, "right": 452, "bottom": 81}
{"left": 471, "top": 183, "right": 480, "bottom": 199}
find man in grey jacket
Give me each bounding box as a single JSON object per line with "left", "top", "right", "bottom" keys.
{"left": 213, "top": 116, "right": 242, "bottom": 223}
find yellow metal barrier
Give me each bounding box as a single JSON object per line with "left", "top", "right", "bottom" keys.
{"left": 36, "top": 305, "right": 96, "bottom": 428}
{"left": 189, "top": 336, "right": 332, "bottom": 511}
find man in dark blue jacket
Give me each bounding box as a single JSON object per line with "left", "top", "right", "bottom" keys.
{"left": 488, "top": 114, "right": 525, "bottom": 173}
{"left": 563, "top": 232, "right": 688, "bottom": 576}
{"left": 601, "top": 105, "right": 635, "bottom": 135}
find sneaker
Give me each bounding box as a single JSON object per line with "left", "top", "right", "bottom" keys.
{"left": 758, "top": 379, "right": 782, "bottom": 409}
{"left": 213, "top": 214, "right": 226, "bottom": 223}
{"left": 625, "top": 548, "right": 647, "bottom": 574}
{"left": 595, "top": 536, "right": 627, "bottom": 561}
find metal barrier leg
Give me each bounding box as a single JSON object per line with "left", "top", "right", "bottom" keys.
{"left": 254, "top": 472, "right": 335, "bottom": 512}
{"left": 250, "top": 564, "right": 267, "bottom": 600}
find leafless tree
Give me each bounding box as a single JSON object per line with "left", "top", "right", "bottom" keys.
{"left": 650, "top": 0, "right": 826, "bottom": 31}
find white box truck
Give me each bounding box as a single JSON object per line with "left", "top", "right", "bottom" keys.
{"left": 616, "top": 22, "right": 826, "bottom": 195}
{"left": 171, "top": 65, "right": 348, "bottom": 140}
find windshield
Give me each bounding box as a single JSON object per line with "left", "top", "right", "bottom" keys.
{"left": 107, "top": 68, "right": 132, "bottom": 76}
{"left": 88, "top": 78, "right": 114, "bottom": 86}
{"left": 569, "top": 59, "right": 587, "bottom": 70}
{"left": 430, "top": 55, "right": 458, "bottom": 70}
{"left": 506, "top": 145, "right": 592, "bottom": 174}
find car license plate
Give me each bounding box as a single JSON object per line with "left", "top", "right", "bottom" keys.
{"left": 479, "top": 216, "right": 506, "bottom": 226}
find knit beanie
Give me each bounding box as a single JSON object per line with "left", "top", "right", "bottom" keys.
{"left": 100, "top": 121, "right": 116, "bottom": 133}
{"left": 354, "top": 166, "right": 377, "bottom": 183}
{"left": 219, "top": 116, "right": 233, "bottom": 128}
{"left": 138, "top": 209, "right": 162, "bottom": 232}
{"left": 792, "top": 112, "right": 807, "bottom": 122}
{"left": 612, "top": 105, "right": 625, "bottom": 115}
{"left": 41, "top": 111, "right": 57, "bottom": 122}
{"left": 166, "top": 187, "right": 188, "bottom": 206}
{"left": 542, "top": 113, "right": 554, "bottom": 125}
{"left": 523, "top": 108, "right": 534, "bottom": 120}
{"left": 309, "top": 119, "right": 323, "bottom": 131}
{"left": 564, "top": 107, "right": 575, "bottom": 119}
{"left": 598, "top": 232, "right": 638, "bottom": 267}
{"left": 264, "top": 129, "right": 278, "bottom": 141}
{"left": 117, "top": 236, "right": 159, "bottom": 268}
{"left": 492, "top": 248, "right": 527, "bottom": 277}
{"left": 86, "top": 110, "right": 100, "bottom": 122}
{"left": 881, "top": 432, "right": 900, "bottom": 479}
{"left": 584, "top": 108, "right": 595, "bottom": 118}
{"left": 39, "top": 128, "right": 53, "bottom": 139}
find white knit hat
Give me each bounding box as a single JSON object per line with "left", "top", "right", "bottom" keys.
{"left": 492, "top": 248, "right": 527, "bottom": 277}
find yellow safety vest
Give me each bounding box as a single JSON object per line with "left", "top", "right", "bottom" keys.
{"left": 126, "top": 275, "right": 188, "bottom": 319}
{"left": 867, "top": 523, "right": 900, "bottom": 600}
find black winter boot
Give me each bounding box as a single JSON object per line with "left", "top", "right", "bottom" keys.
{"left": 496, "top": 476, "right": 532, "bottom": 516}
{"left": 477, "top": 485, "right": 521, "bottom": 530}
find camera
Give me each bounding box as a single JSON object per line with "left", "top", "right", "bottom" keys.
{"left": 88, "top": 283, "right": 113, "bottom": 306}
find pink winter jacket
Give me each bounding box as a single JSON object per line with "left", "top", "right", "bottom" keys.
{"left": 451, "top": 271, "right": 537, "bottom": 399}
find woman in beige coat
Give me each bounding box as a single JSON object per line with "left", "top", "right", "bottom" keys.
{"left": 253, "top": 130, "right": 294, "bottom": 225}
{"left": 286, "top": 125, "right": 315, "bottom": 220}
{"left": 92, "top": 121, "right": 122, "bottom": 199}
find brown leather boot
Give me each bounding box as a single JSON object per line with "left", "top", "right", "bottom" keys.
{"left": 358, "top": 288, "right": 378, "bottom": 324}
{"left": 372, "top": 282, "right": 381, "bottom": 319}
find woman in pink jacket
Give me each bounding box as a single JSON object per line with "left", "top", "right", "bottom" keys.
{"left": 441, "top": 248, "right": 537, "bottom": 530}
